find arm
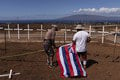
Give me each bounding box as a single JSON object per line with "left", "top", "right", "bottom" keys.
{"left": 87, "top": 37, "right": 91, "bottom": 43}
{"left": 86, "top": 32, "right": 91, "bottom": 43}
{"left": 72, "top": 40, "right": 76, "bottom": 45}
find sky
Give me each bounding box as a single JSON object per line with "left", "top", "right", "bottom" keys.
{"left": 0, "top": 0, "right": 120, "bottom": 20}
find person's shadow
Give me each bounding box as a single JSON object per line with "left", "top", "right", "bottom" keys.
{"left": 86, "top": 59, "right": 98, "bottom": 68}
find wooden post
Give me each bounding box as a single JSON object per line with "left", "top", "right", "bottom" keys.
{"left": 8, "top": 24, "right": 11, "bottom": 39}
{"left": 102, "top": 26, "right": 105, "bottom": 43}
{"left": 4, "top": 29, "right": 7, "bottom": 54}
{"left": 89, "top": 25, "right": 92, "bottom": 36}
{"left": 27, "top": 24, "right": 30, "bottom": 40}
{"left": 114, "top": 26, "right": 118, "bottom": 43}
{"left": 17, "top": 24, "right": 20, "bottom": 39}
{"left": 4, "top": 24, "right": 13, "bottom": 39}
{"left": 41, "top": 24, "right": 43, "bottom": 39}
{"left": 23, "top": 24, "right": 33, "bottom": 40}
{"left": 9, "top": 69, "right": 12, "bottom": 79}
{"left": 64, "top": 26, "right": 67, "bottom": 43}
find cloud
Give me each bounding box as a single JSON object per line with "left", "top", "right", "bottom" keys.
{"left": 73, "top": 7, "right": 120, "bottom": 16}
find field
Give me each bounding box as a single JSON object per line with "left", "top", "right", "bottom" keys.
{"left": 0, "top": 23, "right": 120, "bottom": 80}
{"left": 0, "top": 41, "right": 120, "bottom": 80}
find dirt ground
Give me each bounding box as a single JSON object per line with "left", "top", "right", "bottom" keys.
{"left": 0, "top": 42, "right": 120, "bottom": 80}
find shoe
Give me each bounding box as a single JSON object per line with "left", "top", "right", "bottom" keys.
{"left": 48, "top": 64, "right": 53, "bottom": 68}
{"left": 48, "top": 63, "right": 53, "bottom": 68}
{"left": 46, "top": 59, "right": 50, "bottom": 65}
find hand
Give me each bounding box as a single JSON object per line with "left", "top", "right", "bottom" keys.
{"left": 54, "top": 46, "right": 59, "bottom": 49}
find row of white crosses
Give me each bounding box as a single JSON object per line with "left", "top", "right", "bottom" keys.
{"left": 4, "top": 24, "right": 43, "bottom": 40}
{"left": 77, "top": 25, "right": 118, "bottom": 44}
{"left": 1, "top": 24, "right": 119, "bottom": 43}
{"left": 63, "top": 25, "right": 91, "bottom": 43}
{"left": 94, "top": 25, "right": 118, "bottom": 44}
{"left": 102, "top": 25, "right": 119, "bottom": 44}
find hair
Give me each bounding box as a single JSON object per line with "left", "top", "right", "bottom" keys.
{"left": 77, "top": 29, "right": 82, "bottom": 31}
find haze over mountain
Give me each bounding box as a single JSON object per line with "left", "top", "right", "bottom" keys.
{"left": 57, "top": 14, "right": 120, "bottom": 22}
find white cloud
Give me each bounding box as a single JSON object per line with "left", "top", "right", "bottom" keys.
{"left": 73, "top": 7, "right": 120, "bottom": 16}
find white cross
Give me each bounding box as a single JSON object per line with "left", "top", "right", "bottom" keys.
{"left": 14, "top": 24, "right": 23, "bottom": 39}
{"left": 23, "top": 24, "right": 33, "bottom": 40}
{"left": 36, "top": 24, "right": 45, "bottom": 39}
{"left": 4, "top": 24, "right": 13, "bottom": 39}
{"left": 0, "top": 27, "right": 3, "bottom": 30}
{"left": 114, "top": 26, "right": 118, "bottom": 43}
{"left": 0, "top": 69, "right": 20, "bottom": 79}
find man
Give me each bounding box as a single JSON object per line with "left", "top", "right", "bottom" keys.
{"left": 43, "top": 24, "right": 58, "bottom": 68}
{"left": 72, "top": 24, "right": 91, "bottom": 69}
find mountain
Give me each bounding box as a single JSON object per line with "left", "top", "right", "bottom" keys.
{"left": 57, "top": 14, "right": 120, "bottom": 22}
{"left": 0, "top": 14, "right": 120, "bottom": 24}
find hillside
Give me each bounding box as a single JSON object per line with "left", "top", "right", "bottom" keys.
{"left": 57, "top": 14, "right": 120, "bottom": 22}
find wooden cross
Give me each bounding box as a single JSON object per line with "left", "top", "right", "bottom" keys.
{"left": 4, "top": 24, "right": 13, "bottom": 39}
{"left": 36, "top": 24, "right": 44, "bottom": 39}
{"left": 0, "top": 69, "right": 20, "bottom": 79}
{"left": 14, "top": 24, "right": 23, "bottom": 39}
{"left": 23, "top": 24, "right": 33, "bottom": 40}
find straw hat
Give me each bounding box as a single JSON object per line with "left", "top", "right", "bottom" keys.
{"left": 75, "top": 24, "right": 84, "bottom": 30}
{"left": 51, "top": 24, "right": 57, "bottom": 28}
{"left": 51, "top": 24, "right": 58, "bottom": 31}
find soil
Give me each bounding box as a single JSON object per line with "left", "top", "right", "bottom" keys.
{"left": 0, "top": 42, "right": 120, "bottom": 80}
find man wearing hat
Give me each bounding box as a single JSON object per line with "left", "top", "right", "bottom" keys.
{"left": 72, "top": 24, "right": 91, "bottom": 69}
{"left": 43, "top": 24, "right": 58, "bottom": 68}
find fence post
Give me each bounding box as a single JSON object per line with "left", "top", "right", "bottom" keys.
{"left": 64, "top": 26, "right": 67, "bottom": 43}
{"left": 8, "top": 24, "right": 11, "bottom": 39}
{"left": 27, "top": 24, "right": 30, "bottom": 40}
{"left": 102, "top": 26, "right": 105, "bottom": 43}
{"left": 17, "top": 24, "right": 20, "bottom": 39}
{"left": 114, "top": 26, "right": 118, "bottom": 43}
{"left": 41, "top": 24, "right": 43, "bottom": 39}
{"left": 89, "top": 25, "right": 92, "bottom": 36}
{"left": 4, "top": 28, "right": 7, "bottom": 54}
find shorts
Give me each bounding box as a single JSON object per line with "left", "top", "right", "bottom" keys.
{"left": 77, "top": 51, "right": 87, "bottom": 57}
{"left": 43, "top": 39, "right": 54, "bottom": 57}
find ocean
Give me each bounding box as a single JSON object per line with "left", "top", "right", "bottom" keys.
{"left": 0, "top": 19, "right": 120, "bottom": 24}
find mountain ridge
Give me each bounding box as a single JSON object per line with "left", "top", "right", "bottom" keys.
{"left": 56, "top": 14, "right": 120, "bottom": 22}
